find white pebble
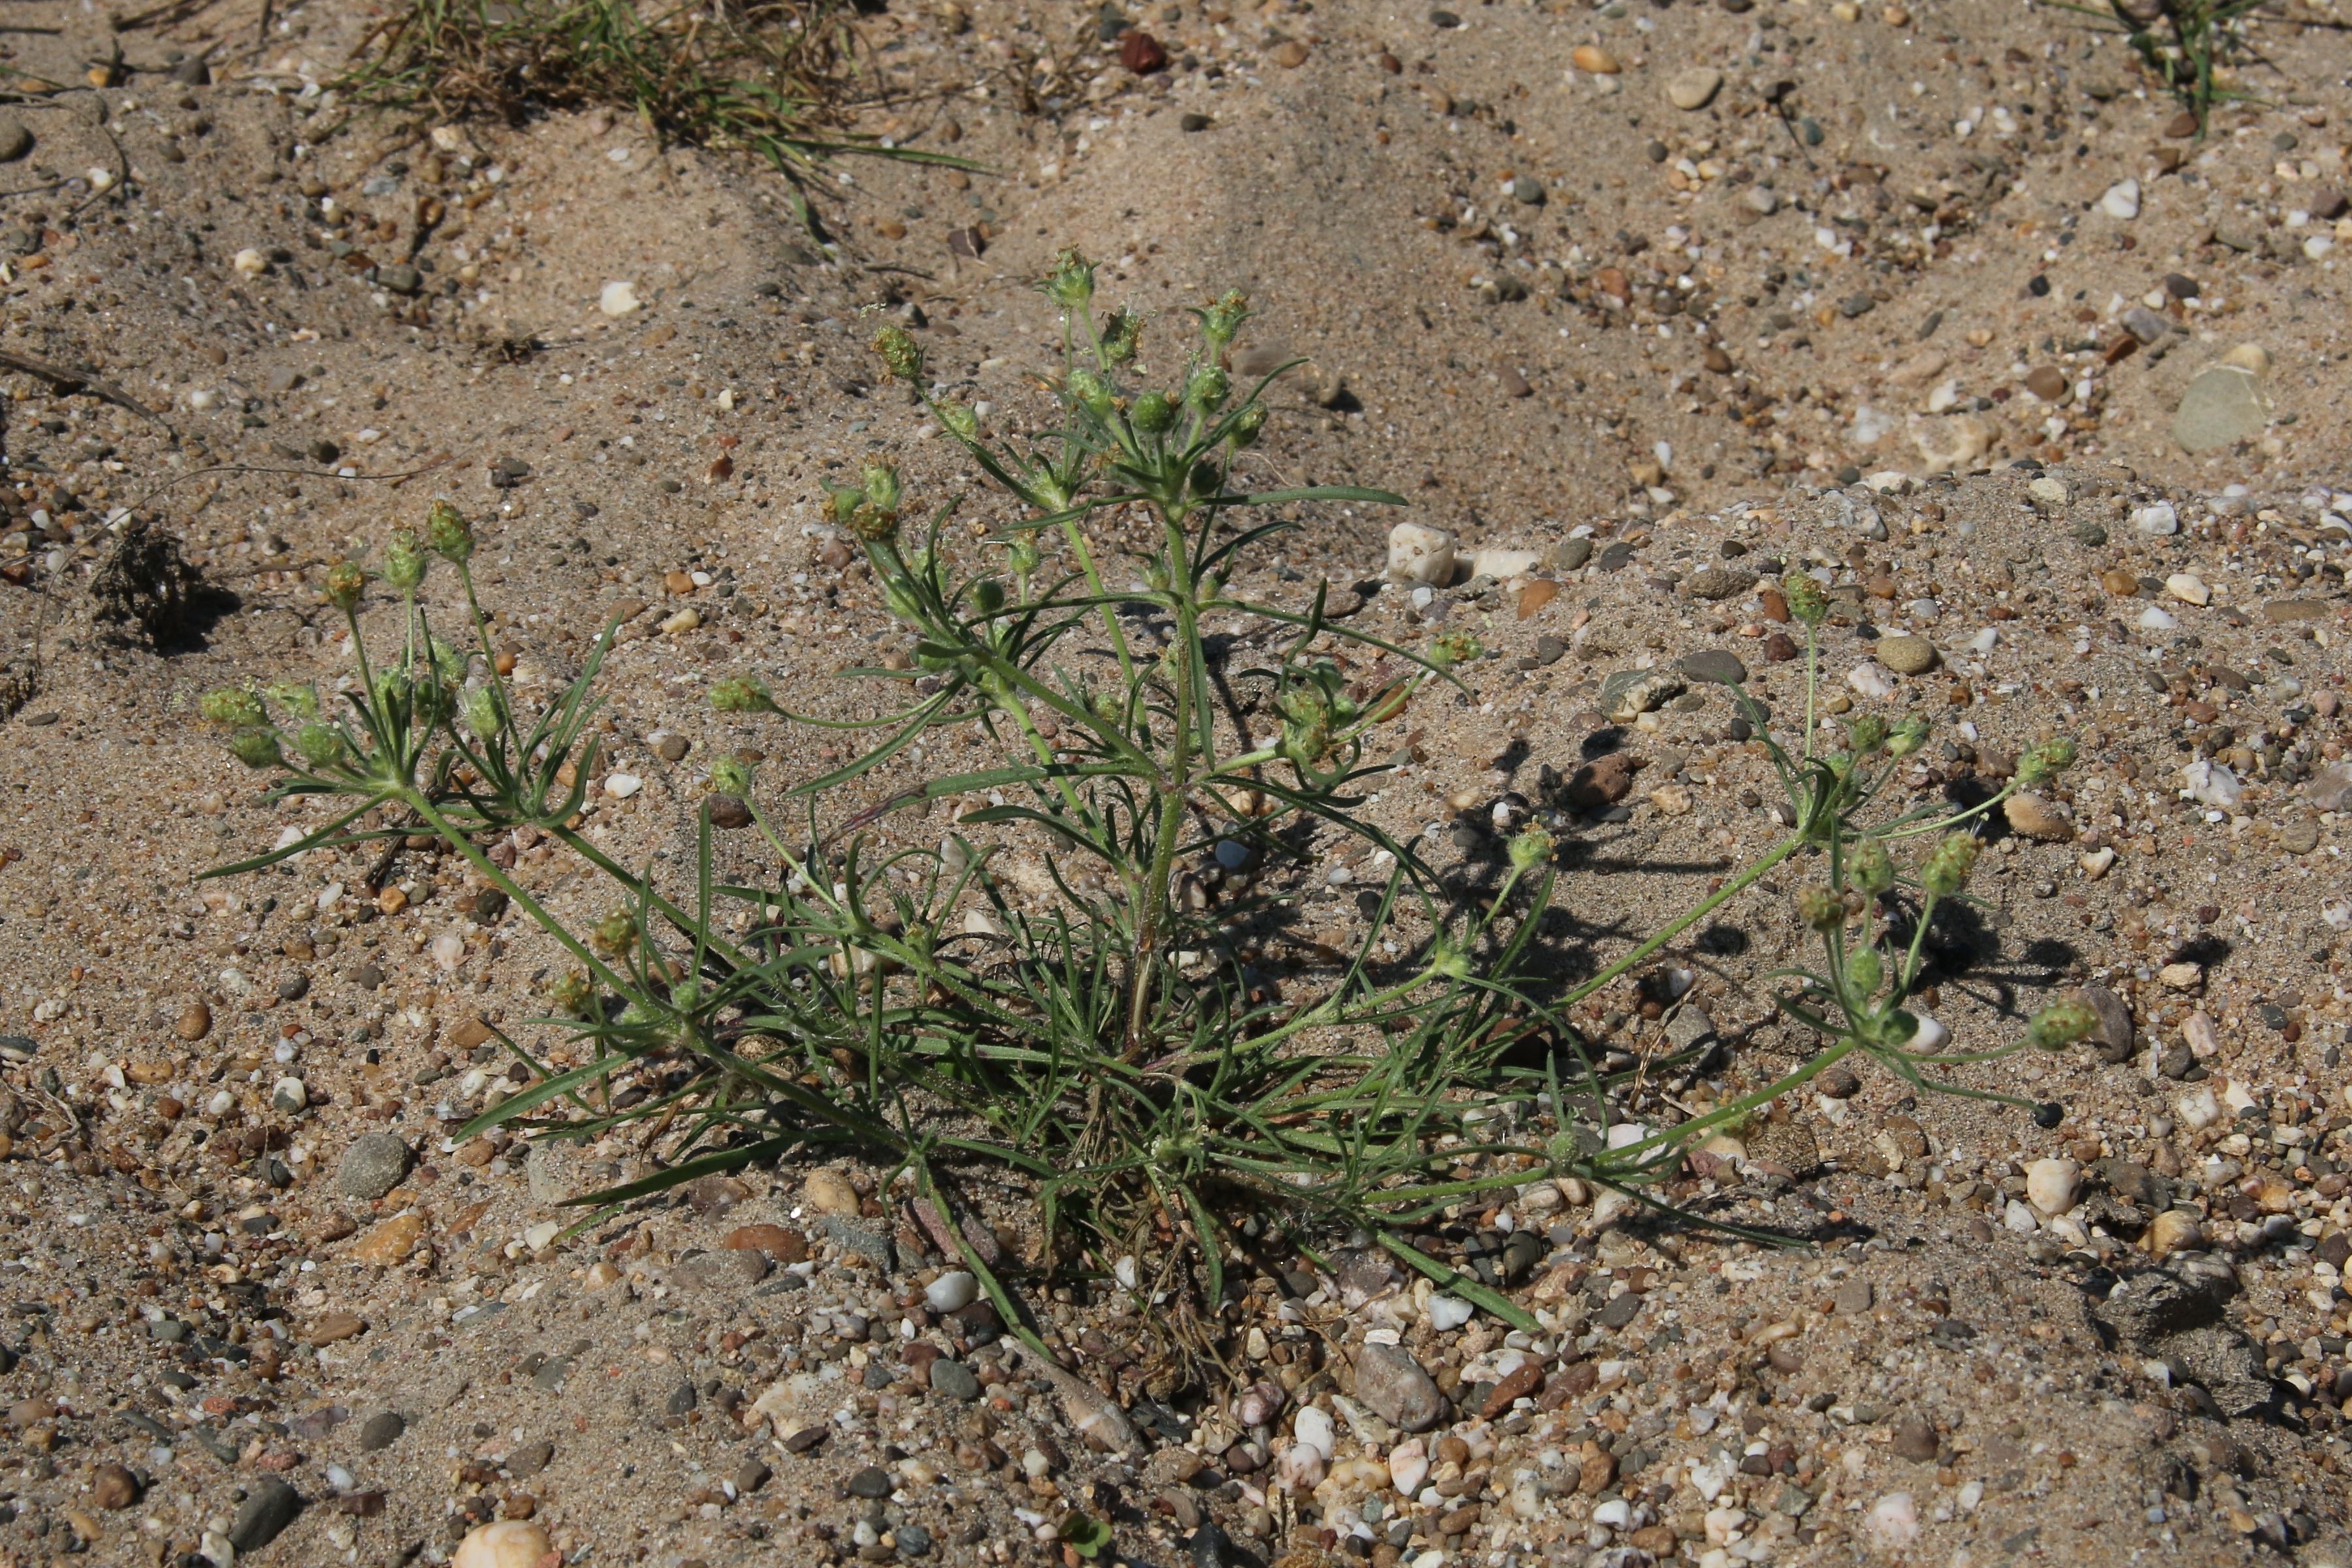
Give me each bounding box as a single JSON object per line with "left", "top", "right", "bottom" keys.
{"left": 431, "top": 932, "right": 466, "bottom": 970}
{"left": 599, "top": 279, "right": 642, "bottom": 316}
{"left": 1902, "top": 1013, "right": 1950, "bottom": 1052}
{"left": 2132, "top": 500, "right": 2179, "bottom": 535}
{"left": 1846, "top": 662, "right": 1897, "bottom": 700}
{"left": 2164, "top": 572, "right": 2211, "bottom": 606}
{"left": 1867, "top": 1492, "right": 1921, "bottom": 1549}
{"left": 1386, "top": 522, "right": 1456, "bottom": 586}
{"left": 232, "top": 247, "right": 267, "bottom": 276}
{"left": 1292, "top": 1403, "right": 1336, "bottom": 1460}
{"left": 2182, "top": 759, "right": 2241, "bottom": 809}
{"left": 1427, "top": 1295, "right": 1476, "bottom": 1332}
{"left": 2100, "top": 178, "right": 2141, "bottom": 220}
{"left": 2136, "top": 605, "right": 2177, "bottom": 632}
{"left": 1389, "top": 1439, "right": 1430, "bottom": 1496}
{"left": 2025, "top": 1157, "right": 2080, "bottom": 1216}
{"left": 924, "top": 1271, "right": 978, "bottom": 1314}
{"left": 604, "top": 772, "right": 644, "bottom": 799}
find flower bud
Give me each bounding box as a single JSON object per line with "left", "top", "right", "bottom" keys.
{"left": 1190, "top": 459, "right": 1224, "bottom": 496}
{"left": 1781, "top": 569, "right": 1828, "bottom": 628}
{"left": 936, "top": 399, "right": 979, "bottom": 440}
{"left": 971, "top": 578, "right": 1006, "bottom": 617}
{"left": 709, "top": 756, "right": 753, "bottom": 799}
{"left": 2014, "top": 736, "right": 2078, "bottom": 787}
{"left": 1007, "top": 539, "right": 1042, "bottom": 579}
{"left": 1130, "top": 389, "right": 1175, "bottom": 435}
{"left": 464, "top": 685, "right": 503, "bottom": 740}
{"left": 1201, "top": 289, "right": 1249, "bottom": 355}
{"left": 1847, "top": 945, "right": 1884, "bottom": 998}
{"left": 547, "top": 970, "right": 594, "bottom": 1019}
{"left": 828, "top": 485, "right": 865, "bottom": 529}
{"left": 227, "top": 728, "right": 284, "bottom": 770}
{"left": 1099, "top": 308, "right": 1141, "bottom": 365}
{"left": 1846, "top": 714, "right": 1887, "bottom": 754}
{"left": 1429, "top": 631, "right": 1483, "bottom": 668}
{"left": 383, "top": 527, "right": 427, "bottom": 594}
{"left": 1921, "top": 832, "right": 1980, "bottom": 897}
{"left": 1227, "top": 403, "right": 1267, "bottom": 449}
{"left": 1044, "top": 248, "right": 1096, "bottom": 311}
{"left": 591, "top": 911, "right": 636, "bottom": 958}
{"left": 847, "top": 502, "right": 899, "bottom": 543}
{"left": 1508, "top": 826, "right": 1556, "bottom": 873}
{"left": 201, "top": 687, "right": 267, "bottom": 728}
{"left": 426, "top": 500, "right": 474, "bottom": 562}
{"left": 710, "top": 678, "right": 770, "bottom": 713}
{"left": 323, "top": 559, "right": 366, "bottom": 612}
{"left": 860, "top": 461, "right": 902, "bottom": 515}
{"left": 295, "top": 723, "right": 346, "bottom": 768}
{"left": 872, "top": 324, "right": 924, "bottom": 383}
{"left": 1066, "top": 367, "right": 1114, "bottom": 418}
{"left": 2027, "top": 998, "right": 2099, "bottom": 1051}
{"left": 1886, "top": 715, "right": 1929, "bottom": 757}
{"left": 1186, "top": 364, "right": 1231, "bottom": 412}
{"left": 1797, "top": 885, "right": 1844, "bottom": 932}
{"left": 1849, "top": 840, "right": 1894, "bottom": 896}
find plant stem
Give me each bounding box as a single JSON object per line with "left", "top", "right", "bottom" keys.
{"left": 1560, "top": 834, "right": 1802, "bottom": 1009}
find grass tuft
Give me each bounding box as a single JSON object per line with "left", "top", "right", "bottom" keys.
{"left": 203, "top": 254, "right": 2100, "bottom": 1387}
{"left": 2051, "top": 0, "right": 2274, "bottom": 133}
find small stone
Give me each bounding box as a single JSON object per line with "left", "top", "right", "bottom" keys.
{"left": 929, "top": 1358, "right": 982, "bottom": 1401}
{"left": 680, "top": 1249, "right": 770, "bottom": 1290}
{"left": 1874, "top": 634, "right": 1936, "bottom": 676}
{"left": 377, "top": 264, "right": 422, "bottom": 296}
{"left": 723, "top": 1223, "right": 809, "bottom": 1262}
{"left": 924, "top": 1271, "right": 979, "bottom": 1314}
{"left": 2025, "top": 1158, "right": 2081, "bottom": 1215}
{"left": 1511, "top": 175, "right": 1545, "bottom": 205}
{"left": 1600, "top": 668, "right": 1686, "bottom": 721}
{"left": 2268, "top": 598, "right": 2330, "bottom": 624}
{"left": 176, "top": 1002, "right": 214, "bottom": 1041}
{"left": 1832, "top": 1279, "right": 1873, "bottom": 1315}
{"left": 2159, "top": 962, "right": 2205, "bottom": 992}
{"left": 348, "top": 1211, "right": 425, "bottom": 1266}
{"left": 1846, "top": 662, "right": 1897, "bottom": 700}
{"left": 1867, "top": 1493, "right": 1919, "bottom": 1550}
{"left": 229, "top": 1477, "right": 302, "bottom": 1554}
{"left": 1666, "top": 67, "right": 1723, "bottom": 110}
{"left": 305, "top": 1311, "right": 366, "bottom": 1345}
{"left": 1911, "top": 413, "right": 1993, "bottom": 474}
{"left": 2279, "top": 818, "right": 2321, "bottom": 855}
{"left": 1386, "top": 522, "right": 1456, "bottom": 585}
{"left": 848, "top": 1465, "right": 894, "bottom": 1499}
{"left": 1571, "top": 44, "right": 1620, "bottom": 73}
{"left": 2080, "top": 847, "right": 2117, "bottom": 881}
{"left": 1676, "top": 649, "right": 1748, "bottom": 686}
{"left": 2082, "top": 986, "right": 2134, "bottom": 1062}
{"left": 2099, "top": 178, "right": 2140, "bottom": 220}
{"left": 2002, "top": 792, "right": 2075, "bottom": 842}
{"left": 1351, "top": 1343, "right": 1443, "bottom": 1431}
{"left": 1548, "top": 537, "right": 1594, "bottom": 572}
{"left": 1269, "top": 39, "right": 1308, "bottom": 67}
{"left": 599, "top": 280, "right": 641, "bottom": 316}
{"left": 2023, "top": 366, "right": 2068, "bottom": 402}
{"left": 0, "top": 117, "right": 31, "bottom": 163}
{"left": 1516, "top": 579, "right": 1560, "bottom": 619}
{"left": 804, "top": 1169, "right": 862, "bottom": 1216}
{"left": 91, "top": 1463, "right": 140, "bottom": 1510}
{"left": 2183, "top": 759, "right": 2241, "bottom": 809}
{"left": 2165, "top": 573, "right": 2211, "bottom": 606}
{"left": 1890, "top": 1416, "right": 1938, "bottom": 1462}
{"left": 2146, "top": 1209, "right": 2203, "bottom": 1258}
{"left": 1684, "top": 566, "right": 1756, "bottom": 602}
{"left": 338, "top": 1133, "right": 413, "bottom": 1200}
{"left": 509, "top": 1441, "right": 555, "bottom": 1478}
{"left": 358, "top": 1411, "right": 406, "bottom": 1452}
{"left": 604, "top": 772, "right": 644, "bottom": 800}
{"left": 2173, "top": 362, "right": 2270, "bottom": 453}
{"left": 453, "top": 1521, "right": 551, "bottom": 1568}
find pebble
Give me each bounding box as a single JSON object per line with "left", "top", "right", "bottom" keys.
{"left": 176, "top": 1002, "right": 213, "bottom": 1041}
{"left": 604, "top": 772, "right": 644, "bottom": 799}
{"left": 348, "top": 1211, "right": 425, "bottom": 1265}
{"left": 599, "top": 280, "right": 642, "bottom": 316}
{"left": 1350, "top": 1343, "right": 1443, "bottom": 1431}
{"left": 453, "top": 1521, "right": 552, "bottom": 1568}
{"left": 1891, "top": 1416, "right": 1938, "bottom": 1462}
{"left": 930, "top": 1357, "right": 981, "bottom": 1400}
{"left": 2099, "top": 178, "right": 2141, "bottom": 220}
{"left": 1667, "top": 67, "right": 1722, "bottom": 110}
{"left": 2025, "top": 1158, "right": 2081, "bottom": 1215}
{"left": 1867, "top": 1492, "right": 1920, "bottom": 1549}
{"left": 1571, "top": 44, "right": 1620, "bottom": 73}
{"left": 2164, "top": 572, "right": 2211, "bottom": 606}
{"left": 338, "top": 1133, "right": 413, "bottom": 1200}
{"left": 681, "top": 1249, "right": 770, "bottom": 1290}
{"left": 1600, "top": 668, "right": 1686, "bottom": 721}
{"left": 2279, "top": 818, "right": 2321, "bottom": 855}
{"left": 1547, "top": 536, "right": 1594, "bottom": 571}
{"left": 1911, "top": 413, "right": 1993, "bottom": 473}
{"left": 2132, "top": 500, "right": 2181, "bottom": 535}
{"left": 1874, "top": 634, "right": 1936, "bottom": 676}
{"left": 723, "top": 1223, "right": 809, "bottom": 1261}
{"left": 2137, "top": 605, "right": 2178, "bottom": 631}
{"left": 1292, "top": 1403, "right": 1336, "bottom": 1460}
{"left": 1846, "top": 662, "right": 1897, "bottom": 700}
{"left": 0, "top": 116, "right": 31, "bottom": 163}
{"left": 2146, "top": 1209, "right": 2203, "bottom": 1258}
{"left": 2174, "top": 358, "right": 2270, "bottom": 453}
{"left": 91, "top": 1462, "right": 140, "bottom": 1510}
{"left": 358, "top": 1411, "right": 406, "bottom": 1452}
{"left": 1675, "top": 648, "right": 1748, "bottom": 685}
{"left": 804, "top": 1169, "right": 863, "bottom": 1215}
{"left": 2183, "top": 759, "right": 2241, "bottom": 809}
{"left": 1426, "top": 1295, "right": 1477, "bottom": 1331}
{"left": 2082, "top": 986, "right": 2134, "bottom": 1061}
{"left": 1683, "top": 566, "right": 1756, "bottom": 602}
{"left": 1269, "top": 39, "right": 1308, "bottom": 67}
{"left": 2023, "top": 366, "right": 2068, "bottom": 402}
{"left": 923, "top": 1271, "right": 979, "bottom": 1313}
{"left": 229, "top": 1477, "right": 302, "bottom": 1553}
{"left": 2002, "top": 792, "right": 2075, "bottom": 842}
{"left": 1386, "top": 522, "right": 1456, "bottom": 586}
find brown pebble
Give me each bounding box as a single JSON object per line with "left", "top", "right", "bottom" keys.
{"left": 176, "top": 1003, "right": 212, "bottom": 1041}
{"left": 1516, "top": 580, "right": 1560, "bottom": 620}
{"left": 722, "top": 1223, "right": 809, "bottom": 1262}
{"left": 90, "top": 1462, "right": 139, "bottom": 1510}
{"left": 304, "top": 1311, "right": 367, "bottom": 1345}
{"left": 1758, "top": 586, "right": 1789, "bottom": 623}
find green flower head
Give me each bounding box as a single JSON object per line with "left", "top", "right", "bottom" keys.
{"left": 1227, "top": 403, "right": 1267, "bottom": 449}
{"left": 591, "top": 910, "right": 636, "bottom": 958}
{"left": 1186, "top": 363, "right": 1231, "bottom": 412}
{"left": 1921, "top": 832, "right": 1980, "bottom": 898}
{"left": 1200, "top": 289, "right": 1250, "bottom": 356}
{"left": 227, "top": 727, "right": 284, "bottom": 770}
{"left": 2027, "top": 997, "right": 2100, "bottom": 1051}
{"left": 872, "top": 324, "right": 924, "bottom": 384}
{"left": 1886, "top": 715, "right": 1930, "bottom": 758}
{"left": 847, "top": 502, "right": 899, "bottom": 544}
{"left": 860, "top": 461, "right": 902, "bottom": 515}
{"left": 323, "top": 558, "right": 367, "bottom": 612}
{"left": 710, "top": 678, "right": 769, "bottom": 714}
{"left": 1099, "top": 308, "right": 1142, "bottom": 365}
{"left": 1781, "top": 569, "right": 1828, "bottom": 629}
{"left": 1849, "top": 840, "right": 1894, "bottom": 896}
{"left": 1509, "top": 826, "right": 1556, "bottom": 873}
{"left": 1796, "top": 885, "right": 1844, "bottom": 932}
{"left": 546, "top": 970, "right": 595, "bottom": 1020}
{"left": 383, "top": 527, "right": 428, "bottom": 594}
{"left": 709, "top": 755, "right": 753, "bottom": 798}
{"left": 295, "top": 723, "right": 346, "bottom": 768}
{"left": 1044, "top": 248, "right": 1096, "bottom": 312}
{"left": 1429, "top": 631, "right": 1483, "bottom": 668}
{"left": 427, "top": 500, "right": 474, "bottom": 563}
{"left": 1846, "top": 945, "right": 1884, "bottom": 999}
{"left": 201, "top": 687, "right": 267, "bottom": 729}
{"left": 936, "top": 399, "right": 978, "bottom": 440}
{"left": 464, "top": 685, "right": 503, "bottom": 741}
{"left": 1006, "top": 538, "right": 1042, "bottom": 580}
{"left": 1066, "top": 367, "right": 1115, "bottom": 419}
{"left": 970, "top": 578, "right": 1006, "bottom": 617}
{"left": 2014, "top": 736, "right": 2079, "bottom": 788}
{"left": 1130, "top": 390, "right": 1175, "bottom": 436}
{"left": 1847, "top": 714, "right": 1887, "bottom": 755}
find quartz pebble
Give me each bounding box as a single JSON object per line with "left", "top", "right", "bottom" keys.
{"left": 2025, "top": 1158, "right": 2081, "bottom": 1216}
{"left": 2164, "top": 572, "right": 2210, "bottom": 606}
{"left": 453, "top": 1521, "right": 552, "bottom": 1568}
{"left": 2099, "top": 178, "right": 2140, "bottom": 220}
{"left": 1386, "top": 522, "right": 1456, "bottom": 585}
{"left": 923, "top": 1271, "right": 979, "bottom": 1314}
{"left": 1667, "top": 67, "right": 1723, "bottom": 110}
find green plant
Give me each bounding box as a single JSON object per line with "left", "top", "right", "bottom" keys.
{"left": 2049, "top": 0, "right": 2272, "bottom": 133}
{"left": 203, "top": 253, "right": 2095, "bottom": 1374}
{"left": 340, "top": 0, "right": 968, "bottom": 212}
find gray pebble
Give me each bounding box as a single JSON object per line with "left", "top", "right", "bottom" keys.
{"left": 0, "top": 117, "right": 29, "bottom": 164}
{"left": 336, "top": 1133, "right": 413, "bottom": 1201}
{"left": 1350, "top": 1343, "right": 1443, "bottom": 1431}
{"left": 229, "top": 1477, "right": 302, "bottom": 1553}
{"left": 357, "top": 1411, "right": 406, "bottom": 1452}
{"left": 929, "top": 1358, "right": 981, "bottom": 1401}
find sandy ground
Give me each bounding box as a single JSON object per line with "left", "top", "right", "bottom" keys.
{"left": 3, "top": 0, "right": 2352, "bottom": 1565}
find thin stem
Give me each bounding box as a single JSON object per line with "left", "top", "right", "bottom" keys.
{"left": 1560, "top": 834, "right": 1803, "bottom": 1009}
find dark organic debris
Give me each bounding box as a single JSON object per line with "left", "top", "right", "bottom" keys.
{"left": 88, "top": 517, "right": 213, "bottom": 646}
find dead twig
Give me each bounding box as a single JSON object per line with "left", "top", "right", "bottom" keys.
{"left": 0, "top": 348, "right": 175, "bottom": 438}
